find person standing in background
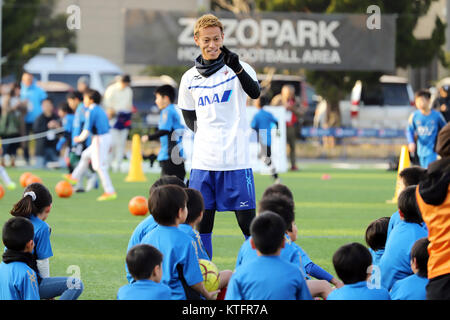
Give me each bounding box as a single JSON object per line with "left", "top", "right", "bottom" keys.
{"left": 432, "top": 85, "right": 450, "bottom": 122}
{"left": 103, "top": 74, "right": 133, "bottom": 172}
{"left": 32, "top": 99, "right": 60, "bottom": 169}
{"left": 0, "top": 83, "right": 26, "bottom": 167}
{"left": 20, "top": 72, "right": 47, "bottom": 165}
{"left": 76, "top": 76, "right": 90, "bottom": 95}
{"left": 270, "top": 85, "right": 302, "bottom": 171}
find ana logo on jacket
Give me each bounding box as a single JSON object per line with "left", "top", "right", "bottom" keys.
{"left": 198, "top": 90, "right": 233, "bottom": 106}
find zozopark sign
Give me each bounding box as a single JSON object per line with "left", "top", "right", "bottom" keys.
{"left": 124, "top": 10, "right": 396, "bottom": 71}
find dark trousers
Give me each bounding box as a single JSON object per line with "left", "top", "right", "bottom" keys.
{"left": 426, "top": 273, "right": 450, "bottom": 300}
{"left": 160, "top": 160, "right": 186, "bottom": 182}
{"left": 286, "top": 125, "right": 297, "bottom": 168}
{"left": 23, "top": 123, "right": 33, "bottom": 164}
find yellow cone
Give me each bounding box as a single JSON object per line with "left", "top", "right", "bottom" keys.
{"left": 125, "top": 134, "right": 147, "bottom": 182}
{"left": 387, "top": 145, "right": 411, "bottom": 203}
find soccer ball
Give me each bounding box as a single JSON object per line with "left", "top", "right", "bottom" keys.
{"left": 199, "top": 259, "right": 220, "bottom": 292}
{"left": 55, "top": 180, "right": 73, "bottom": 198}
{"left": 20, "top": 172, "right": 33, "bottom": 187}
{"left": 26, "top": 175, "right": 42, "bottom": 186}
{"left": 128, "top": 196, "right": 148, "bottom": 216}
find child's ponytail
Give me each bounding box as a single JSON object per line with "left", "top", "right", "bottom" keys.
{"left": 10, "top": 183, "right": 53, "bottom": 218}
{"left": 10, "top": 192, "right": 36, "bottom": 217}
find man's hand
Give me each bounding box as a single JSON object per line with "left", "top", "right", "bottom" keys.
{"left": 47, "top": 120, "right": 60, "bottom": 129}
{"left": 441, "top": 104, "right": 448, "bottom": 112}
{"left": 221, "top": 46, "right": 242, "bottom": 74}
{"left": 106, "top": 108, "right": 116, "bottom": 120}
{"left": 74, "top": 136, "right": 81, "bottom": 143}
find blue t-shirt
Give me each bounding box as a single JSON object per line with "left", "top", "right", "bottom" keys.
{"left": 291, "top": 242, "right": 310, "bottom": 279}
{"left": 21, "top": 81, "right": 47, "bottom": 124}
{"left": 83, "top": 104, "right": 110, "bottom": 136}
{"left": 63, "top": 114, "right": 75, "bottom": 135}
{"left": 327, "top": 281, "right": 390, "bottom": 300}
{"left": 387, "top": 211, "right": 428, "bottom": 242}
{"left": 158, "top": 104, "right": 184, "bottom": 161}
{"left": 235, "top": 234, "right": 300, "bottom": 270}
{"left": 117, "top": 279, "right": 172, "bottom": 300}
{"left": 125, "top": 215, "right": 159, "bottom": 283}
{"left": 379, "top": 220, "right": 428, "bottom": 290}
{"left": 178, "top": 224, "right": 210, "bottom": 261}
{"left": 0, "top": 261, "right": 40, "bottom": 300}
{"left": 29, "top": 215, "right": 53, "bottom": 260}
{"left": 225, "top": 255, "right": 312, "bottom": 300}
{"left": 406, "top": 109, "right": 446, "bottom": 157}
{"left": 390, "top": 274, "right": 428, "bottom": 300}
{"left": 251, "top": 108, "right": 278, "bottom": 147}
{"left": 369, "top": 248, "right": 384, "bottom": 267}
{"left": 73, "top": 103, "right": 91, "bottom": 146}
{"left": 140, "top": 225, "right": 203, "bottom": 300}
{"left": 57, "top": 114, "right": 75, "bottom": 150}
{"left": 291, "top": 242, "right": 334, "bottom": 282}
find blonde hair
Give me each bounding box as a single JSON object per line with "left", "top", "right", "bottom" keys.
{"left": 194, "top": 14, "right": 223, "bottom": 37}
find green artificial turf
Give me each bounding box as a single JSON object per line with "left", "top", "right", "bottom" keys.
{"left": 0, "top": 164, "right": 398, "bottom": 300}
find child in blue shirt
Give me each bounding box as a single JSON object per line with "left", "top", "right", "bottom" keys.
{"left": 379, "top": 185, "right": 429, "bottom": 291}
{"left": 262, "top": 184, "right": 344, "bottom": 296}
{"left": 118, "top": 244, "right": 172, "bottom": 300}
{"left": 66, "top": 91, "right": 97, "bottom": 192}
{"left": 142, "top": 85, "right": 186, "bottom": 181}
{"left": 250, "top": 96, "right": 279, "bottom": 182}
{"left": 0, "top": 217, "right": 40, "bottom": 300}
{"left": 179, "top": 188, "right": 213, "bottom": 261}
{"left": 225, "top": 211, "right": 312, "bottom": 300}
{"left": 65, "top": 89, "right": 116, "bottom": 201}
{"left": 140, "top": 184, "right": 217, "bottom": 300}
{"left": 327, "top": 242, "right": 390, "bottom": 300}
{"left": 179, "top": 188, "right": 232, "bottom": 296}
{"left": 407, "top": 89, "right": 446, "bottom": 168}
{"left": 56, "top": 102, "right": 75, "bottom": 171}
{"left": 125, "top": 176, "right": 186, "bottom": 283}
{"left": 365, "top": 217, "right": 390, "bottom": 266}
{"left": 235, "top": 194, "right": 300, "bottom": 269}
{"left": 387, "top": 166, "right": 427, "bottom": 241}
{"left": 390, "top": 237, "right": 429, "bottom": 300}
{"left": 9, "top": 183, "right": 84, "bottom": 299}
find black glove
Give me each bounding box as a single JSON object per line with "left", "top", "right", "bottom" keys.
{"left": 221, "top": 46, "right": 243, "bottom": 74}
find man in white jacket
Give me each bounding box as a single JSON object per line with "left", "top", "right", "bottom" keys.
{"left": 103, "top": 74, "right": 133, "bottom": 172}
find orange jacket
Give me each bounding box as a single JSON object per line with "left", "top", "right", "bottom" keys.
{"left": 416, "top": 186, "right": 450, "bottom": 279}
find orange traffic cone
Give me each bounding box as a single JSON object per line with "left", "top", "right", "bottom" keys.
{"left": 125, "top": 134, "right": 147, "bottom": 182}
{"left": 387, "top": 145, "right": 411, "bottom": 203}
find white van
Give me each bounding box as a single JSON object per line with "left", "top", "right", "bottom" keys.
{"left": 24, "top": 47, "right": 123, "bottom": 94}
{"left": 340, "top": 75, "right": 415, "bottom": 129}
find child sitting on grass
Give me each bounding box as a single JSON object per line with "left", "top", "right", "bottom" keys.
{"left": 390, "top": 237, "right": 430, "bottom": 300}
{"left": 327, "top": 242, "right": 390, "bottom": 300}
{"left": 225, "top": 211, "right": 312, "bottom": 300}
{"left": 140, "top": 185, "right": 217, "bottom": 300}
{"left": 179, "top": 188, "right": 232, "bottom": 298}
{"left": 118, "top": 244, "right": 172, "bottom": 300}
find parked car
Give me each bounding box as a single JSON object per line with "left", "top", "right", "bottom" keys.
{"left": 340, "top": 75, "right": 415, "bottom": 129}
{"left": 130, "top": 75, "right": 178, "bottom": 128}
{"left": 256, "top": 74, "right": 319, "bottom": 127}
{"left": 24, "top": 47, "right": 123, "bottom": 94}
